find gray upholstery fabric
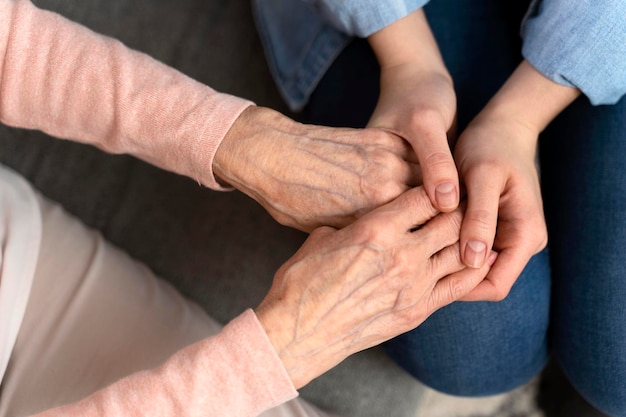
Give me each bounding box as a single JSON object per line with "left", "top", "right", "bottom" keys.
{"left": 0, "top": 0, "right": 426, "bottom": 416}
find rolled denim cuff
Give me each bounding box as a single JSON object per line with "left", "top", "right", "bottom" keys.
{"left": 304, "top": 0, "right": 430, "bottom": 37}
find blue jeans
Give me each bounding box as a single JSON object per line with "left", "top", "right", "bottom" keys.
{"left": 304, "top": 1, "right": 626, "bottom": 416}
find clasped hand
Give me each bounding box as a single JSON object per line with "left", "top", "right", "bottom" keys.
{"left": 367, "top": 57, "right": 549, "bottom": 303}
{"left": 256, "top": 187, "right": 495, "bottom": 388}
{"left": 214, "top": 106, "right": 420, "bottom": 232}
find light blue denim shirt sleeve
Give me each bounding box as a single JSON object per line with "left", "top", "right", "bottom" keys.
{"left": 301, "top": 0, "right": 430, "bottom": 37}
{"left": 521, "top": 0, "right": 626, "bottom": 105}
{"left": 251, "top": 0, "right": 428, "bottom": 111}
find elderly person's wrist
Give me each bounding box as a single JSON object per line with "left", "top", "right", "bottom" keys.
{"left": 213, "top": 105, "right": 293, "bottom": 189}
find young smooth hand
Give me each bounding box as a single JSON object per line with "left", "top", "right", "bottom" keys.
{"left": 367, "top": 9, "right": 459, "bottom": 213}
{"left": 255, "top": 187, "right": 496, "bottom": 388}
{"left": 455, "top": 60, "right": 580, "bottom": 301}
{"left": 454, "top": 113, "right": 546, "bottom": 301}
{"left": 214, "top": 106, "right": 420, "bottom": 232}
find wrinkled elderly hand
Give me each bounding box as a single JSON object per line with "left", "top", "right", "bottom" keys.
{"left": 255, "top": 187, "right": 495, "bottom": 388}
{"left": 214, "top": 106, "right": 420, "bottom": 232}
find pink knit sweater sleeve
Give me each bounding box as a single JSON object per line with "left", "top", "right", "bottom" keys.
{"left": 0, "top": 0, "right": 298, "bottom": 414}
{"left": 31, "top": 310, "right": 298, "bottom": 417}
{"left": 0, "top": 0, "right": 253, "bottom": 189}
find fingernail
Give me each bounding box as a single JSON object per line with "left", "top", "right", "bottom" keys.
{"left": 487, "top": 250, "right": 499, "bottom": 266}
{"left": 465, "top": 241, "right": 487, "bottom": 268}
{"left": 435, "top": 183, "right": 457, "bottom": 210}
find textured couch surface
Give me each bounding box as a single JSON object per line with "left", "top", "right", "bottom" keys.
{"left": 0, "top": 0, "right": 427, "bottom": 416}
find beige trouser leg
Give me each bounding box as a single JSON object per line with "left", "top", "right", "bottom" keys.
{"left": 0, "top": 194, "right": 337, "bottom": 417}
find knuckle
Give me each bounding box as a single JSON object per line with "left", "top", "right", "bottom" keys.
{"left": 311, "top": 225, "right": 336, "bottom": 237}
{"left": 374, "top": 150, "right": 400, "bottom": 167}
{"left": 395, "top": 307, "right": 424, "bottom": 330}
{"left": 372, "top": 183, "right": 405, "bottom": 206}
{"left": 436, "top": 244, "right": 464, "bottom": 269}
{"left": 521, "top": 217, "right": 548, "bottom": 254}
{"left": 351, "top": 220, "right": 386, "bottom": 245}
{"left": 398, "top": 187, "right": 436, "bottom": 215}
{"left": 365, "top": 182, "right": 393, "bottom": 202}
{"left": 462, "top": 158, "right": 504, "bottom": 181}
{"left": 350, "top": 222, "right": 372, "bottom": 241}
{"left": 439, "top": 210, "right": 464, "bottom": 235}
{"left": 408, "top": 107, "right": 446, "bottom": 133}
{"left": 464, "top": 209, "right": 495, "bottom": 234}
{"left": 492, "top": 285, "right": 511, "bottom": 302}
{"left": 359, "top": 165, "right": 404, "bottom": 203}
{"left": 446, "top": 277, "right": 467, "bottom": 301}
{"left": 423, "top": 150, "right": 455, "bottom": 174}
{"left": 423, "top": 160, "right": 457, "bottom": 190}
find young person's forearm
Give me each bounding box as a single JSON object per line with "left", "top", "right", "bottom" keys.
{"left": 367, "top": 8, "right": 448, "bottom": 76}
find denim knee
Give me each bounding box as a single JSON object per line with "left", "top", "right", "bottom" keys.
{"left": 556, "top": 354, "right": 626, "bottom": 417}
{"left": 553, "top": 283, "right": 626, "bottom": 417}
{"left": 384, "top": 251, "right": 551, "bottom": 396}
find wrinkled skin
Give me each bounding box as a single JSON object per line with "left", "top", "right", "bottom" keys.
{"left": 215, "top": 106, "right": 421, "bottom": 232}
{"left": 255, "top": 187, "right": 495, "bottom": 388}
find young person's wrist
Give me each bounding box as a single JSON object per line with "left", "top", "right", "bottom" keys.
{"left": 478, "top": 60, "right": 580, "bottom": 135}
{"left": 368, "top": 8, "right": 447, "bottom": 75}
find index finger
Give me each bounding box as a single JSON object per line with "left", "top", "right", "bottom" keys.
{"left": 361, "top": 186, "right": 439, "bottom": 234}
